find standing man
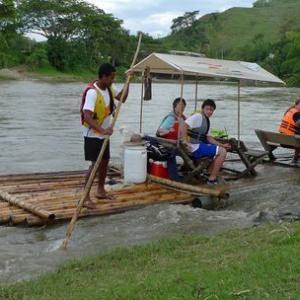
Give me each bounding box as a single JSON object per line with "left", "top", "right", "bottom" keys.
{"left": 183, "top": 99, "right": 230, "bottom": 185}
{"left": 279, "top": 96, "right": 300, "bottom": 163}
{"left": 80, "top": 63, "right": 130, "bottom": 208}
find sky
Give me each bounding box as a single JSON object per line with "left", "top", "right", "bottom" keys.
{"left": 88, "top": 0, "right": 257, "bottom": 37}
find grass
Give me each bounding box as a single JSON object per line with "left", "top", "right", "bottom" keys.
{"left": 28, "top": 66, "right": 95, "bottom": 82}
{"left": 1, "top": 222, "right": 300, "bottom": 299}
{"left": 22, "top": 65, "right": 128, "bottom": 83}
{"left": 0, "top": 75, "right": 16, "bottom": 81}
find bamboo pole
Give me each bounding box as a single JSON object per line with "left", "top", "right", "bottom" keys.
{"left": 139, "top": 72, "right": 144, "bottom": 133}
{"left": 0, "top": 190, "right": 55, "bottom": 220}
{"left": 194, "top": 77, "right": 198, "bottom": 111}
{"left": 2, "top": 189, "right": 193, "bottom": 226}
{"left": 237, "top": 80, "right": 241, "bottom": 147}
{"left": 61, "top": 33, "right": 143, "bottom": 250}
{"left": 0, "top": 167, "right": 119, "bottom": 186}
{"left": 148, "top": 175, "right": 229, "bottom": 198}
{"left": 177, "top": 73, "right": 185, "bottom": 143}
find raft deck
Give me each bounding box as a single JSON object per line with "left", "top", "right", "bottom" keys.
{"left": 0, "top": 168, "right": 203, "bottom": 226}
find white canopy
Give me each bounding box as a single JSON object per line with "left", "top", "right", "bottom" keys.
{"left": 129, "top": 52, "right": 285, "bottom": 84}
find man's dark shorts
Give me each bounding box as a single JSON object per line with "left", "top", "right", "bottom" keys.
{"left": 84, "top": 137, "right": 110, "bottom": 161}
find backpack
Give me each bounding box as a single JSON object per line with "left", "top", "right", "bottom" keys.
{"left": 144, "top": 140, "right": 172, "bottom": 161}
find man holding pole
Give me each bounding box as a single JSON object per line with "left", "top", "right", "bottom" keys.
{"left": 80, "top": 63, "right": 130, "bottom": 208}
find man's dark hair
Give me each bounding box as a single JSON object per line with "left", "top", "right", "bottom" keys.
{"left": 98, "top": 63, "right": 116, "bottom": 78}
{"left": 201, "top": 99, "right": 216, "bottom": 110}
{"left": 173, "top": 97, "right": 186, "bottom": 110}
{"left": 295, "top": 97, "right": 300, "bottom": 106}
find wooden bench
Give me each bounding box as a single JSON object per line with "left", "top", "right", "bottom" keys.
{"left": 145, "top": 136, "right": 212, "bottom": 182}
{"left": 217, "top": 138, "right": 268, "bottom": 178}
{"left": 255, "top": 129, "right": 300, "bottom": 160}
{"left": 151, "top": 136, "right": 267, "bottom": 179}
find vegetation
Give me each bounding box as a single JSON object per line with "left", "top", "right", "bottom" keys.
{"left": 162, "top": 0, "right": 300, "bottom": 85}
{"left": 1, "top": 222, "right": 300, "bottom": 299}
{"left": 1, "top": 0, "right": 300, "bottom": 84}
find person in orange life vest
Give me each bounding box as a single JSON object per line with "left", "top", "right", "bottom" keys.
{"left": 182, "top": 99, "right": 231, "bottom": 185}
{"left": 80, "top": 63, "right": 130, "bottom": 208}
{"left": 155, "top": 98, "right": 186, "bottom": 181}
{"left": 278, "top": 96, "right": 300, "bottom": 163}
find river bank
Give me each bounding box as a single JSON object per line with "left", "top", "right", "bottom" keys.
{"left": 0, "top": 66, "right": 127, "bottom": 83}
{"left": 1, "top": 221, "right": 299, "bottom": 299}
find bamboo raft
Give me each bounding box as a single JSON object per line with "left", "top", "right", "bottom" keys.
{"left": 0, "top": 167, "right": 228, "bottom": 226}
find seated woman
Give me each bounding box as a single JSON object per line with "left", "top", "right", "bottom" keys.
{"left": 157, "top": 97, "right": 186, "bottom": 140}
{"left": 155, "top": 97, "right": 187, "bottom": 181}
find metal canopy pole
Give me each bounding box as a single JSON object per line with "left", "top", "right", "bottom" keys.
{"left": 237, "top": 80, "right": 241, "bottom": 146}
{"left": 194, "top": 77, "right": 198, "bottom": 111}
{"left": 139, "top": 72, "right": 144, "bottom": 133}
{"left": 177, "top": 73, "right": 185, "bottom": 144}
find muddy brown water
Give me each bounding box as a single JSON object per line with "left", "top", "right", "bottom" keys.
{"left": 0, "top": 80, "right": 300, "bottom": 282}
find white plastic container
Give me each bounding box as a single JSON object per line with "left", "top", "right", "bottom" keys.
{"left": 123, "top": 145, "right": 147, "bottom": 183}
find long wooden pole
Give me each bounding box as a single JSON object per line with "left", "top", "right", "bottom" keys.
{"left": 139, "top": 72, "right": 144, "bottom": 133}
{"left": 61, "top": 33, "right": 142, "bottom": 250}
{"left": 148, "top": 175, "right": 229, "bottom": 198}
{"left": 177, "top": 72, "right": 185, "bottom": 144}
{"left": 194, "top": 77, "right": 198, "bottom": 111}
{"left": 237, "top": 80, "right": 241, "bottom": 147}
{"left": 0, "top": 190, "right": 55, "bottom": 220}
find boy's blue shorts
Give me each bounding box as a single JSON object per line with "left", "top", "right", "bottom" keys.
{"left": 192, "top": 143, "right": 218, "bottom": 159}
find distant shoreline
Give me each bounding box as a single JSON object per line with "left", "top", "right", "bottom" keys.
{"left": 0, "top": 67, "right": 291, "bottom": 87}
{"left": 0, "top": 67, "right": 95, "bottom": 82}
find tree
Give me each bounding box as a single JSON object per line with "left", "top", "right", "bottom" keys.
{"left": 262, "top": 28, "right": 300, "bottom": 86}
{"left": 253, "top": 0, "right": 272, "bottom": 7}
{"left": 0, "top": 0, "right": 27, "bottom": 67}
{"left": 281, "top": 30, "right": 300, "bottom": 85}
{"left": 171, "top": 11, "right": 199, "bottom": 33}
{"left": 17, "top": 0, "right": 129, "bottom": 71}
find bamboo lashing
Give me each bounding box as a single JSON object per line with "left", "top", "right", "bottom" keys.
{"left": 0, "top": 190, "right": 55, "bottom": 220}
{"left": 61, "top": 33, "right": 143, "bottom": 250}
{"left": 148, "top": 175, "right": 229, "bottom": 198}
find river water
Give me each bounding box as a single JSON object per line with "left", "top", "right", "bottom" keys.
{"left": 0, "top": 79, "right": 300, "bottom": 282}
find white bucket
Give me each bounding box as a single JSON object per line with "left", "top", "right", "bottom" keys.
{"left": 123, "top": 145, "right": 147, "bottom": 183}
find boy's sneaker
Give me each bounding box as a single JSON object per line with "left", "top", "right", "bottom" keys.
{"left": 200, "top": 170, "right": 210, "bottom": 180}
{"left": 206, "top": 179, "right": 218, "bottom": 185}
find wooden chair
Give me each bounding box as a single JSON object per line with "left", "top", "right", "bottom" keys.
{"left": 217, "top": 137, "right": 268, "bottom": 178}
{"left": 255, "top": 129, "right": 300, "bottom": 160}
{"left": 145, "top": 136, "right": 212, "bottom": 182}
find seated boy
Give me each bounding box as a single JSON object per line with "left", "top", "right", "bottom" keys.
{"left": 183, "top": 99, "right": 230, "bottom": 185}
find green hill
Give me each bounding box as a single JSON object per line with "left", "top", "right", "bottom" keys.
{"left": 162, "top": 0, "right": 300, "bottom": 61}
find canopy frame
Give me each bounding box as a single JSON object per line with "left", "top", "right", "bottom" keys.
{"left": 130, "top": 52, "right": 285, "bottom": 143}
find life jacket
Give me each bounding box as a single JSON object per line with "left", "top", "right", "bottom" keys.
{"left": 188, "top": 112, "right": 210, "bottom": 144}
{"left": 156, "top": 112, "right": 186, "bottom": 140}
{"left": 80, "top": 81, "right": 115, "bottom": 128}
{"left": 278, "top": 106, "right": 298, "bottom": 135}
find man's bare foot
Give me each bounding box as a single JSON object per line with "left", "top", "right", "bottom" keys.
{"left": 83, "top": 199, "right": 97, "bottom": 209}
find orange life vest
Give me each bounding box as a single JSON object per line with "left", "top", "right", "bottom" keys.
{"left": 157, "top": 112, "right": 186, "bottom": 140}
{"left": 278, "top": 106, "right": 298, "bottom": 135}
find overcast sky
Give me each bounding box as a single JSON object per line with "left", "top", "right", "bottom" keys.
{"left": 88, "top": 0, "right": 257, "bottom": 37}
